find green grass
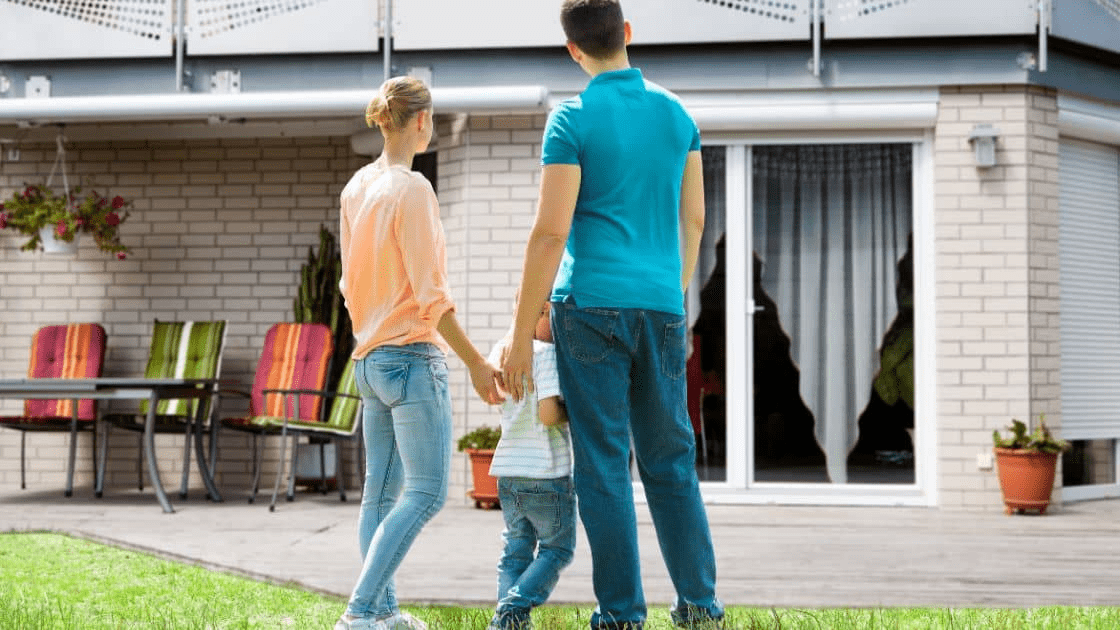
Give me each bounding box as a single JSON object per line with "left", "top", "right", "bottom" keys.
{"left": 2, "top": 532, "right": 1119, "bottom": 629}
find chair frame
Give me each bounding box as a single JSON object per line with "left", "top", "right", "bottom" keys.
{"left": 260, "top": 386, "right": 362, "bottom": 511}
{"left": 0, "top": 323, "right": 106, "bottom": 497}
{"left": 97, "top": 320, "right": 227, "bottom": 500}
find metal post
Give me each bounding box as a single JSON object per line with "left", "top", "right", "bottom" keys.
{"left": 175, "top": 0, "right": 187, "bottom": 91}
{"left": 383, "top": 0, "right": 393, "bottom": 81}
{"left": 1038, "top": 0, "right": 1049, "bottom": 73}
{"left": 812, "top": 0, "right": 821, "bottom": 78}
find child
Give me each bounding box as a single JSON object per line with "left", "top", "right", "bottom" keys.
{"left": 486, "top": 302, "right": 575, "bottom": 630}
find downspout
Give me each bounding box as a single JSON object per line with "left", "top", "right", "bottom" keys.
{"left": 175, "top": 0, "right": 187, "bottom": 91}
{"left": 383, "top": 0, "right": 392, "bottom": 81}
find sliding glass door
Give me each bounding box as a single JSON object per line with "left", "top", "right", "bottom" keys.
{"left": 688, "top": 140, "right": 924, "bottom": 499}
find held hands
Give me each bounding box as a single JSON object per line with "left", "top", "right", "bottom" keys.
{"left": 469, "top": 358, "right": 505, "bottom": 405}
{"left": 501, "top": 337, "right": 534, "bottom": 402}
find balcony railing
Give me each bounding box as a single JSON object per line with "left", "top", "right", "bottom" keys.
{"left": 0, "top": 0, "right": 1117, "bottom": 61}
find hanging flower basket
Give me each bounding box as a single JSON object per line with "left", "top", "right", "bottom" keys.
{"left": 0, "top": 184, "right": 132, "bottom": 259}
{"left": 38, "top": 225, "right": 80, "bottom": 255}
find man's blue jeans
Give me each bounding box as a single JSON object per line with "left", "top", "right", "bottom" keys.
{"left": 346, "top": 343, "right": 451, "bottom": 620}
{"left": 551, "top": 301, "right": 723, "bottom": 629}
{"left": 491, "top": 476, "right": 577, "bottom": 629}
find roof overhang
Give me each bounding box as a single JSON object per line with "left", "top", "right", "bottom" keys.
{"left": 0, "top": 85, "right": 550, "bottom": 126}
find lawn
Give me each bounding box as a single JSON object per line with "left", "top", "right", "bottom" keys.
{"left": 2, "top": 532, "right": 1118, "bottom": 629}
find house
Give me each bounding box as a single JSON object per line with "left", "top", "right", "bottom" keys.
{"left": 2, "top": 0, "right": 1119, "bottom": 510}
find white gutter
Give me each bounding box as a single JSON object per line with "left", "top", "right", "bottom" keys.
{"left": 0, "top": 85, "right": 550, "bottom": 125}
{"left": 687, "top": 90, "right": 940, "bottom": 132}
{"left": 1058, "top": 94, "right": 1120, "bottom": 146}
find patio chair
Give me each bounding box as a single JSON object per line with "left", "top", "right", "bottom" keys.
{"left": 260, "top": 358, "right": 362, "bottom": 511}
{"left": 218, "top": 322, "right": 333, "bottom": 503}
{"left": 97, "top": 320, "right": 227, "bottom": 499}
{"left": 0, "top": 323, "right": 107, "bottom": 496}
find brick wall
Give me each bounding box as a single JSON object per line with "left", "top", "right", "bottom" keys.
{"left": 438, "top": 113, "right": 547, "bottom": 501}
{"left": 933, "top": 85, "right": 1061, "bottom": 509}
{"left": 0, "top": 135, "right": 368, "bottom": 499}
{"left": 0, "top": 116, "right": 548, "bottom": 505}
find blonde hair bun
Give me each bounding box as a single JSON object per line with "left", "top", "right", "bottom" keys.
{"left": 365, "top": 76, "right": 432, "bottom": 132}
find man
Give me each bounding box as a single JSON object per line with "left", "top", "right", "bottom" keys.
{"left": 501, "top": 1, "right": 723, "bottom": 628}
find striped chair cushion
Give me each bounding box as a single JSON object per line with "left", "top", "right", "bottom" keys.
{"left": 251, "top": 323, "right": 333, "bottom": 422}
{"left": 139, "top": 320, "right": 227, "bottom": 417}
{"left": 323, "top": 360, "right": 360, "bottom": 433}
{"left": 24, "top": 323, "right": 107, "bottom": 420}
{"left": 258, "top": 358, "right": 360, "bottom": 435}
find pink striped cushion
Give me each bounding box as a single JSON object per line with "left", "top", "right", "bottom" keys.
{"left": 25, "top": 324, "right": 107, "bottom": 420}
{"left": 250, "top": 323, "right": 333, "bottom": 422}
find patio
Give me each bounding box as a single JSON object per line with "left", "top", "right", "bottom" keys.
{"left": 2, "top": 486, "right": 1118, "bottom": 609}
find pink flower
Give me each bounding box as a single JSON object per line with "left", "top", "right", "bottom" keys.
{"left": 0, "top": 213, "right": 6, "bottom": 229}
{"left": 111, "top": 196, "right": 125, "bottom": 210}
{"left": 74, "top": 217, "right": 85, "bottom": 227}
{"left": 105, "top": 212, "right": 120, "bottom": 226}
{"left": 55, "top": 221, "right": 67, "bottom": 237}
{"left": 116, "top": 252, "right": 127, "bottom": 260}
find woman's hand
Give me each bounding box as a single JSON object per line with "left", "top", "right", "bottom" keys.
{"left": 469, "top": 358, "right": 505, "bottom": 405}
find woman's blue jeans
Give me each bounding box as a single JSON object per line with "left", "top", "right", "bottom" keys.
{"left": 346, "top": 343, "right": 451, "bottom": 619}
{"left": 493, "top": 475, "right": 576, "bottom": 628}
{"left": 551, "top": 301, "right": 723, "bottom": 629}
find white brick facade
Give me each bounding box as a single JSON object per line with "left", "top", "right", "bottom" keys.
{"left": 0, "top": 90, "right": 1090, "bottom": 510}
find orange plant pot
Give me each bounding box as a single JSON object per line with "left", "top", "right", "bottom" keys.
{"left": 466, "top": 448, "right": 500, "bottom": 509}
{"left": 994, "top": 447, "right": 1058, "bottom": 515}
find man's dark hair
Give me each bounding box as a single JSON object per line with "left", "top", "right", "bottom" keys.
{"left": 560, "top": 0, "right": 625, "bottom": 59}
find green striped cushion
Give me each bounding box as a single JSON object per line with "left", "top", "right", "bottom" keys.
{"left": 140, "top": 320, "right": 227, "bottom": 417}
{"left": 324, "top": 360, "right": 360, "bottom": 432}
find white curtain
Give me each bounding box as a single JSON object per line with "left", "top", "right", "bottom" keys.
{"left": 751, "top": 144, "right": 912, "bottom": 483}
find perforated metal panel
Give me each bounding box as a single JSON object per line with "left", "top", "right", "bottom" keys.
{"left": 0, "top": 0, "right": 172, "bottom": 60}
{"left": 187, "top": 0, "right": 378, "bottom": 55}
{"left": 393, "top": 0, "right": 810, "bottom": 51}
{"left": 825, "top": 0, "right": 1037, "bottom": 38}
{"left": 1094, "top": 0, "right": 1120, "bottom": 19}
{"left": 1052, "top": 0, "right": 1120, "bottom": 56}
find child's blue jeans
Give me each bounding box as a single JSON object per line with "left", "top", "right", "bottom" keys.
{"left": 492, "top": 475, "right": 576, "bottom": 629}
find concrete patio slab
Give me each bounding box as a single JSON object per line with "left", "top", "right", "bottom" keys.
{"left": 2, "top": 487, "right": 1119, "bottom": 609}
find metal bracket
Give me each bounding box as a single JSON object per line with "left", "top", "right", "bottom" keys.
{"left": 209, "top": 70, "right": 242, "bottom": 94}
{"left": 26, "top": 76, "right": 51, "bottom": 98}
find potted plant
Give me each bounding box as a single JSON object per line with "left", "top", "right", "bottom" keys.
{"left": 457, "top": 424, "right": 501, "bottom": 509}
{"left": 992, "top": 416, "right": 1071, "bottom": 515}
{"left": 0, "top": 184, "right": 132, "bottom": 258}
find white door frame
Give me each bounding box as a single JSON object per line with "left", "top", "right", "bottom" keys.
{"left": 686, "top": 131, "right": 937, "bottom": 506}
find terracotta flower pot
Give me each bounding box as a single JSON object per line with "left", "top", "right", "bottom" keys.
{"left": 466, "top": 448, "right": 500, "bottom": 510}
{"left": 994, "top": 447, "right": 1058, "bottom": 515}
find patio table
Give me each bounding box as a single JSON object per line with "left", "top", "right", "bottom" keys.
{"left": 0, "top": 377, "right": 223, "bottom": 513}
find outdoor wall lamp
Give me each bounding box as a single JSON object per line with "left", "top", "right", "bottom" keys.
{"left": 968, "top": 124, "right": 1001, "bottom": 168}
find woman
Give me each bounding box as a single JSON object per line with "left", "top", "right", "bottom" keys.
{"left": 335, "top": 76, "right": 504, "bottom": 630}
